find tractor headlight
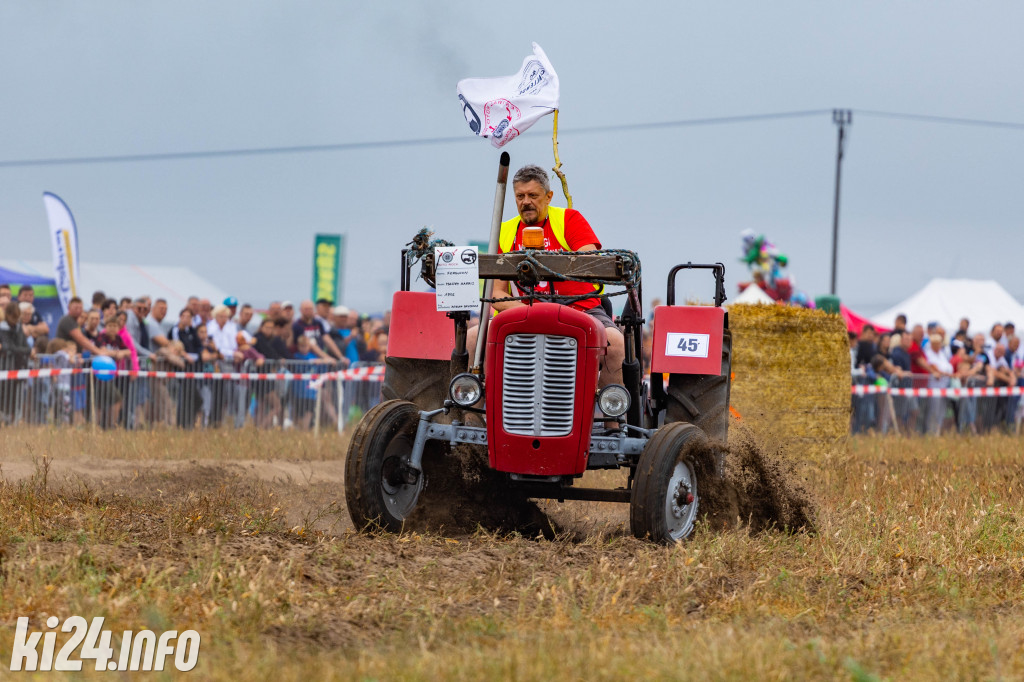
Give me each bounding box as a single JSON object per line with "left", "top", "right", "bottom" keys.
{"left": 449, "top": 373, "right": 484, "bottom": 407}
{"left": 597, "top": 385, "right": 630, "bottom": 418}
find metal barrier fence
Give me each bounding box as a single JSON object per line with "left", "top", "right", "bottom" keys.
{"left": 851, "top": 374, "right": 1024, "bottom": 436}
{"left": 0, "top": 354, "right": 384, "bottom": 433}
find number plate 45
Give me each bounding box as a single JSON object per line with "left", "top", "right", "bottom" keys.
{"left": 665, "top": 333, "right": 710, "bottom": 358}
{"left": 650, "top": 306, "right": 725, "bottom": 376}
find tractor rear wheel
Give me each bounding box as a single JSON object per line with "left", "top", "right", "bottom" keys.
{"left": 630, "top": 422, "right": 707, "bottom": 543}
{"left": 345, "top": 399, "right": 424, "bottom": 533}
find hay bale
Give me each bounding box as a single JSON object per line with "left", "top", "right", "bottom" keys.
{"left": 727, "top": 304, "right": 850, "bottom": 459}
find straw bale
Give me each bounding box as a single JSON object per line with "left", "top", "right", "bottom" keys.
{"left": 728, "top": 304, "right": 850, "bottom": 460}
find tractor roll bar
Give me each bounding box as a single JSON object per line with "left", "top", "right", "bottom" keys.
{"left": 421, "top": 252, "right": 629, "bottom": 284}
{"left": 666, "top": 262, "right": 727, "bottom": 307}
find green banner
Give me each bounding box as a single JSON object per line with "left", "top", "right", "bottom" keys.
{"left": 312, "top": 234, "right": 344, "bottom": 304}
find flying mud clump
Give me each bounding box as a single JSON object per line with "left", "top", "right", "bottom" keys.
{"left": 693, "top": 424, "right": 816, "bottom": 534}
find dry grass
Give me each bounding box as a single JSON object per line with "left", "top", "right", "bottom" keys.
{"left": 1, "top": 429, "right": 1023, "bottom": 680}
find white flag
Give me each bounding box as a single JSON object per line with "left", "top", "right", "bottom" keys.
{"left": 456, "top": 42, "right": 560, "bottom": 148}
{"left": 42, "top": 192, "right": 81, "bottom": 314}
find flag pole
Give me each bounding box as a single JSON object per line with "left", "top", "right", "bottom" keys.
{"left": 551, "top": 109, "right": 573, "bottom": 208}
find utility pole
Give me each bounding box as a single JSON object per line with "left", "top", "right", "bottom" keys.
{"left": 830, "top": 109, "right": 852, "bottom": 296}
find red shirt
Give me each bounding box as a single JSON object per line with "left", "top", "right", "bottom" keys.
{"left": 908, "top": 345, "right": 929, "bottom": 374}
{"left": 501, "top": 209, "right": 602, "bottom": 310}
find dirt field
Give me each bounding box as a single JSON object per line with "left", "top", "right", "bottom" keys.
{"left": 2, "top": 427, "right": 1023, "bottom": 680}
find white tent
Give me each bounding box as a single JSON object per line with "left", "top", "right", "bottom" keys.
{"left": 731, "top": 283, "right": 775, "bottom": 305}
{"left": 0, "top": 259, "right": 230, "bottom": 309}
{"left": 870, "top": 278, "right": 1024, "bottom": 337}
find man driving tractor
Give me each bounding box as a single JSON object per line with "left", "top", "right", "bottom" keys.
{"left": 466, "top": 164, "right": 625, "bottom": 386}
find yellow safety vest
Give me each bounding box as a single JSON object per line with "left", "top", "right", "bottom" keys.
{"left": 499, "top": 206, "right": 570, "bottom": 254}
{"left": 497, "top": 206, "right": 602, "bottom": 301}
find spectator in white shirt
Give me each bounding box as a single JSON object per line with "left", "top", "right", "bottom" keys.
{"left": 923, "top": 333, "right": 953, "bottom": 435}
{"left": 206, "top": 305, "right": 242, "bottom": 362}
{"left": 984, "top": 323, "right": 1005, "bottom": 356}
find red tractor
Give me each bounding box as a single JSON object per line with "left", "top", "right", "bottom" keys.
{"left": 344, "top": 241, "right": 733, "bottom": 542}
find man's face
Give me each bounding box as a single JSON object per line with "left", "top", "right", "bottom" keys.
{"left": 267, "top": 302, "right": 282, "bottom": 320}
{"left": 347, "top": 311, "right": 359, "bottom": 328}
{"left": 199, "top": 299, "right": 212, "bottom": 319}
{"left": 0, "top": 286, "right": 9, "bottom": 299}
{"left": 900, "top": 334, "right": 913, "bottom": 350}
{"left": 133, "top": 301, "right": 149, "bottom": 319}
{"left": 152, "top": 301, "right": 167, "bottom": 321}
{"left": 911, "top": 325, "right": 924, "bottom": 343}
{"left": 68, "top": 301, "right": 83, "bottom": 318}
{"left": 85, "top": 311, "right": 100, "bottom": 332}
{"left": 215, "top": 309, "right": 230, "bottom": 326}
{"left": 300, "top": 301, "right": 315, "bottom": 321}
{"left": 973, "top": 334, "right": 986, "bottom": 352}
{"left": 316, "top": 302, "right": 331, "bottom": 319}
{"left": 20, "top": 307, "right": 32, "bottom": 324}
{"left": 282, "top": 305, "right": 294, "bottom": 321}
{"left": 514, "top": 180, "right": 553, "bottom": 226}
{"left": 959, "top": 318, "right": 970, "bottom": 331}
{"left": 992, "top": 325, "right": 1004, "bottom": 341}
{"left": 995, "top": 345, "right": 1005, "bottom": 359}
{"left": 187, "top": 297, "right": 199, "bottom": 314}
{"left": 179, "top": 310, "right": 192, "bottom": 328}
{"left": 239, "top": 306, "right": 253, "bottom": 326}
{"left": 18, "top": 289, "right": 34, "bottom": 303}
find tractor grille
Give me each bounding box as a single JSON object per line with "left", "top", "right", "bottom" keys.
{"left": 502, "top": 334, "right": 577, "bottom": 437}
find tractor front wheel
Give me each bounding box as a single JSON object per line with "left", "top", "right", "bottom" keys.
{"left": 630, "top": 422, "right": 706, "bottom": 543}
{"left": 345, "top": 400, "right": 424, "bottom": 533}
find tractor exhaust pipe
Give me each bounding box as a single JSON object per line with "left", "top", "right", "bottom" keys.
{"left": 471, "top": 151, "right": 510, "bottom": 374}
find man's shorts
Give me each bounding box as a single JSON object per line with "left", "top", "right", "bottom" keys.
{"left": 584, "top": 305, "right": 617, "bottom": 329}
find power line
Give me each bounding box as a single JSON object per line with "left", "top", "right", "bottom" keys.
{"left": 856, "top": 109, "right": 1024, "bottom": 130}
{"left": 0, "top": 108, "right": 1021, "bottom": 169}
{"left": 563, "top": 108, "right": 832, "bottom": 135}
{"left": 0, "top": 135, "right": 472, "bottom": 169}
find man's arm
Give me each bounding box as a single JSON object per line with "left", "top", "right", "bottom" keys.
{"left": 23, "top": 320, "right": 49, "bottom": 337}
{"left": 308, "top": 338, "right": 331, "bottom": 361}
{"left": 489, "top": 279, "right": 520, "bottom": 312}
{"left": 321, "top": 334, "right": 344, "bottom": 361}
{"left": 69, "top": 328, "right": 110, "bottom": 356}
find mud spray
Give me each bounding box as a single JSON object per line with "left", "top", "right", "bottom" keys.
{"left": 692, "top": 422, "right": 816, "bottom": 534}
{"left": 404, "top": 422, "right": 815, "bottom": 539}
{"left": 404, "top": 443, "right": 555, "bottom": 538}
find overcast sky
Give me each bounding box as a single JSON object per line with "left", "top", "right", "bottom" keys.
{"left": 1, "top": 1, "right": 1022, "bottom": 317}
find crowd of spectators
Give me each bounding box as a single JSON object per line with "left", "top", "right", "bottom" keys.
{"left": 851, "top": 314, "right": 1024, "bottom": 435}
{"left": 0, "top": 284, "right": 391, "bottom": 429}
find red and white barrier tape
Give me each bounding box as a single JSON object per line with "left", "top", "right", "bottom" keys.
{"left": 852, "top": 384, "right": 1024, "bottom": 398}
{"left": 0, "top": 366, "right": 385, "bottom": 382}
